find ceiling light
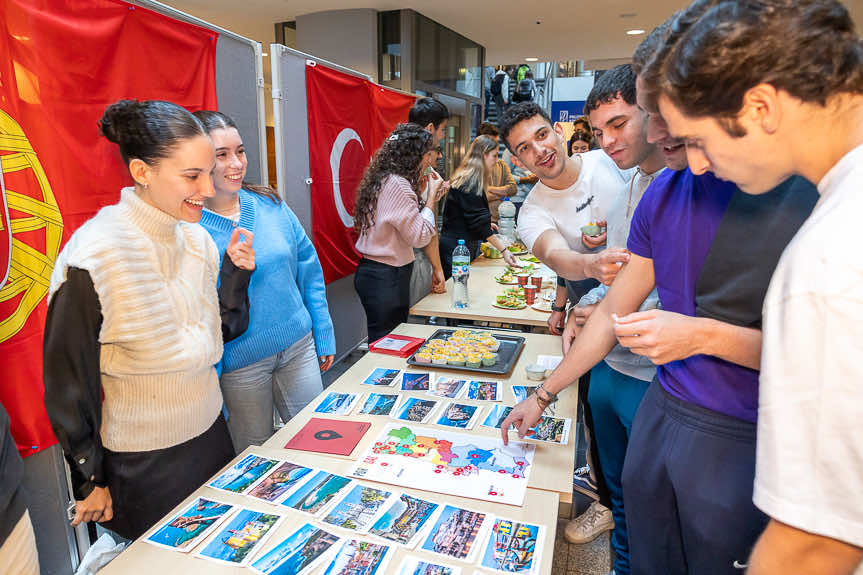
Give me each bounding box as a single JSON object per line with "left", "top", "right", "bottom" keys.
{"left": 626, "top": 29, "right": 645, "bottom": 35}
{"left": 525, "top": 57, "right": 539, "bottom": 62}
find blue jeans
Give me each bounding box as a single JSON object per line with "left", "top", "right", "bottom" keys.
{"left": 220, "top": 332, "right": 323, "bottom": 452}
{"left": 588, "top": 360, "right": 650, "bottom": 575}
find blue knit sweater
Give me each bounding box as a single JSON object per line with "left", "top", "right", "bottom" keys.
{"left": 200, "top": 190, "right": 336, "bottom": 373}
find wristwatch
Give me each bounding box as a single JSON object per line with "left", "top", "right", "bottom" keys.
{"left": 550, "top": 303, "right": 566, "bottom": 312}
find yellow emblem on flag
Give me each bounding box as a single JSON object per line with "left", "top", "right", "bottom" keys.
{"left": 0, "top": 109, "right": 63, "bottom": 343}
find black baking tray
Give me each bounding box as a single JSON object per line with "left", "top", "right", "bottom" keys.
{"left": 405, "top": 329, "right": 525, "bottom": 376}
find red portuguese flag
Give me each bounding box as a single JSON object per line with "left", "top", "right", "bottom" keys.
{"left": 0, "top": 0, "right": 219, "bottom": 457}
{"left": 306, "top": 63, "right": 415, "bottom": 284}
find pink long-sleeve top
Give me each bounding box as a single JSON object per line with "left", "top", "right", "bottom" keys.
{"left": 355, "top": 174, "right": 437, "bottom": 267}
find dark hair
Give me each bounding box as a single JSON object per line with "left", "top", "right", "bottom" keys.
{"left": 354, "top": 123, "right": 433, "bottom": 234}
{"left": 193, "top": 110, "right": 280, "bottom": 204}
{"left": 571, "top": 130, "right": 591, "bottom": 143}
{"left": 572, "top": 115, "right": 592, "bottom": 133}
{"left": 639, "top": 1, "right": 717, "bottom": 117}
{"left": 631, "top": 22, "right": 670, "bottom": 77}
{"left": 499, "top": 102, "right": 553, "bottom": 152}
{"left": 408, "top": 97, "right": 450, "bottom": 129}
{"left": 664, "top": 0, "right": 863, "bottom": 136}
{"left": 584, "top": 64, "right": 637, "bottom": 115}
{"left": 477, "top": 121, "right": 500, "bottom": 137}
{"left": 99, "top": 100, "right": 205, "bottom": 166}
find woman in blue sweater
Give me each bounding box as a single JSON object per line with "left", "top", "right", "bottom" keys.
{"left": 196, "top": 111, "right": 335, "bottom": 452}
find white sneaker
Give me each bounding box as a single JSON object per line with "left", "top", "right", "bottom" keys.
{"left": 563, "top": 501, "right": 614, "bottom": 544}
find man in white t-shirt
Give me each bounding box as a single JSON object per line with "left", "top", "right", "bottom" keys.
{"left": 656, "top": 1, "right": 863, "bottom": 573}
{"left": 505, "top": 103, "right": 634, "bottom": 285}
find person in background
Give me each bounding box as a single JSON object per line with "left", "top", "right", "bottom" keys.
{"left": 490, "top": 66, "right": 510, "bottom": 122}
{"left": 408, "top": 97, "right": 450, "bottom": 304}
{"left": 569, "top": 130, "right": 591, "bottom": 155}
{"left": 484, "top": 66, "right": 495, "bottom": 120}
{"left": 43, "top": 100, "right": 254, "bottom": 540}
{"left": 0, "top": 402, "right": 39, "bottom": 575}
{"left": 354, "top": 123, "right": 442, "bottom": 343}
{"left": 439, "top": 136, "right": 519, "bottom": 277}
{"left": 195, "top": 111, "right": 335, "bottom": 453}
{"left": 504, "top": 149, "right": 538, "bottom": 217}
{"left": 512, "top": 70, "right": 537, "bottom": 104}
{"left": 655, "top": 1, "right": 863, "bottom": 572}
{"left": 476, "top": 122, "right": 518, "bottom": 223}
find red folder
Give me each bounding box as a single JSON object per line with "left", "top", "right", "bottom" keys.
{"left": 369, "top": 334, "right": 426, "bottom": 357}
{"left": 284, "top": 418, "right": 371, "bottom": 456}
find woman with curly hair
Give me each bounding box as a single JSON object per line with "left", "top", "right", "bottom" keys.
{"left": 439, "top": 135, "right": 519, "bottom": 278}
{"left": 354, "top": 123, "right": 442, "bottom": 342}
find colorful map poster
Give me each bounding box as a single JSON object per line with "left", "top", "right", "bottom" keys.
{"left": 350, "top": 424, "right": 534, "bottom": 506}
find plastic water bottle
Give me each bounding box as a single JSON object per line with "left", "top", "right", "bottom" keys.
{"left": 498, "top": 197, "right": 517, "bottom": 246}
{"left": 452, "top": 240, "right": 470, "bottom": 309}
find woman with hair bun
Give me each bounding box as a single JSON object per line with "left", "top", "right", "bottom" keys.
{"left": 195, "top": 110, "right": 335, "bottom": 453}
{"left": 43, "top": 99, "right": 255, "bottom": 540}
{"left": 353, "top": 123, "right": 443, "bottom": 343}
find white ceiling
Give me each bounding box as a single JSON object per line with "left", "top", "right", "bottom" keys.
{"left": 161, "top": 0, "right": 863, "bottom": 66}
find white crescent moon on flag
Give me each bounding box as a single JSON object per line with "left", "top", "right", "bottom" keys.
{"left": 329, "top": 128, "right": 364, "bottom": 228}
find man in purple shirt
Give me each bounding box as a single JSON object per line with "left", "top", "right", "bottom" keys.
{"left": 502, "top": 19, "right": 817, "bottom": 575}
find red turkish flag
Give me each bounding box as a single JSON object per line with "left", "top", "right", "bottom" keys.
{"left": 0, "top": 0, "right": 218, "bottom": 457}
{"left": 306, "top": 64, "right": 415, "bottom": 283}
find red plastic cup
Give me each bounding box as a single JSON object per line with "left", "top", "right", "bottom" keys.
{"left": 529, "top": 276, "right": 542, "bottom": 290}
{"left": 516, "top": 274, "right": 530, "bottom": 287}
{"left": 523, "top": 284, "right": 538, "bottom": 305}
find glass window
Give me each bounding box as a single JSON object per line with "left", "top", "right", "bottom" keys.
{"left": 413, "top": 12, "right": 482, "bottom": 98}
{"left": 379, "top": 11, "right": 401, "bottom": 87}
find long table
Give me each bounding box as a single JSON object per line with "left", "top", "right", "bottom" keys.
{"left": 265, "top": 324, "right": 576, "bottom": 505}
{"left": 102, "top": 445, "right": 559, "bottom": 575}
{"left": 101, "top": 324, "right": 575, "bottom": 575}
{"left": 409, "top": 256, "right": 557, "bottom": 328}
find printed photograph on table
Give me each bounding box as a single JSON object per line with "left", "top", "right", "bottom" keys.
{"left": 321, "top": 484, "right": 393, "bottom": 532}
{"left": 208, "top": 454, "right": 280, "bottom": 493}
{"left": 392, "top": 397, "right": 438, "bottom": 424}
{"left": 351, "top": 424, "right": 535, "bottom": 506}
{"left": 394, "top": 556, "right": 462, "bottom": 575}
{"left": 465, "top": 381, "right": 500, "bottom": 401}
{"left": 247, "top": 462, "right": 315, "bottom": 503}
{"left": 400, "top": 371, "right": 432, "bottom": 392}
{"left": 368, "top": 493, "right": 440, "bottom": 547}
{"left": 435, "top": 403, "right": 482, "bottom": 430}
{"left": 479, "top": 518, "right": 543, "bottom": 574}
{"left": 281, "top": 471, "right": 354, "bottom": 516}
{"left": 357, "top": 393, "right": 401, "bottom": 416}
{"left": 511, "top": 386, "right": 537, "bottom": 403}
{"left": 145, "top": 497, "right": 234, "bottom": 552}
{"left": 250, "top": 522, "right": 341, "bottom": 575}
{"left": 480, "top": 405, "right": 513, "bottom": 430}
{"left": 362, "top": 368, "right": 402, "bottom": 387}
{"left": 420, "top": 504, "right": 489, "bottom": 562}
{"left": 315, "top": 392, "right": 360, "bottom": 415}
{"left": 428, "top": 377, "right": 467, "bottom": 399}
{"left": 322, "top": 539, "right": 394, "bottom": 575}
{"left": 524, "top": 417, "right": 571, "bottom": 445}
{"left": 195, "top": 508, "right": 283, "bottom": 566}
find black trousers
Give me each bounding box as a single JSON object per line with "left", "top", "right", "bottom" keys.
{"left": 354, "top": 258, "right": 414, "bottom": 343}
{"left": 101, "top": 413, "right": 235, "bottom": 540}
{"left": 622, "top": 381, "right": 768, "bottom": 575}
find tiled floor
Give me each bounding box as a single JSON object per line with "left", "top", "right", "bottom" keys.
{"left": 552, "top": 522, "right": 611, "bottom": 575}
{"left": 325, "top": 347, "right": 613, "bottom": 575}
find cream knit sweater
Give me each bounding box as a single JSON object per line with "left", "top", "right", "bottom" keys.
{"left": 48, "top": 188, "right": 224, "bottom": 452}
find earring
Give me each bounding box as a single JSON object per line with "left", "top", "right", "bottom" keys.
{"left": 141, "top": 182, "right": 149, "bottom": 190}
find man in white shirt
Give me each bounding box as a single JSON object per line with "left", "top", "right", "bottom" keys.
{"left": 655, "top": 1, "right": 863, "bottom": 573}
